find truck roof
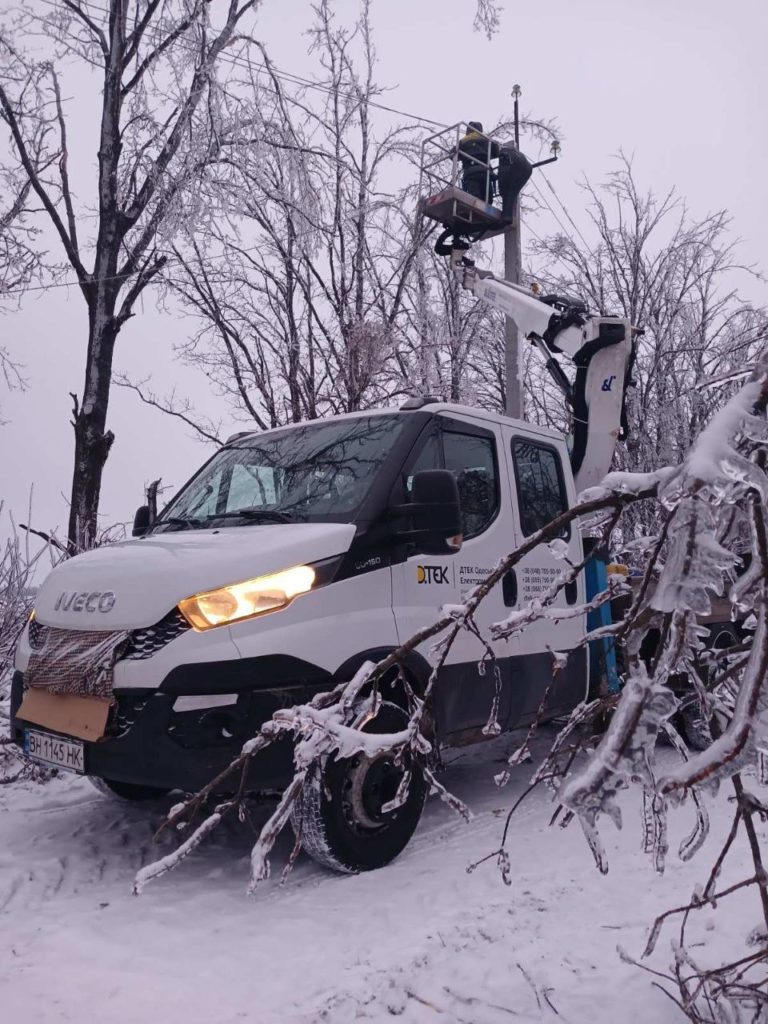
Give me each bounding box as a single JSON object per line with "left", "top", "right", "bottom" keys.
{"left": 225, "top": 402, "right": 566, "bottom": 447}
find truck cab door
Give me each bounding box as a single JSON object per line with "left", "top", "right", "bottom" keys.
{"left": 391, "top": 415, "right": 519, "bottom": 741}
{"left": 499, "top": 428, "right": 589, "bottom": 721}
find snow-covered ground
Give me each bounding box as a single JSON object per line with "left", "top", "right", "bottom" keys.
{"left": 0, "top": 729, "right": 756, "bottom": 1023}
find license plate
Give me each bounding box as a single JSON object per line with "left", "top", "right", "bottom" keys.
{"left": 24, "top": 729, "right": 85, "bottom": 774}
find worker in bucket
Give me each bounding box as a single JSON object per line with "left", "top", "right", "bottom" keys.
{"left": 497, "top": 143, "right": 533, "bottom": 220}
{"left": 458, "top": 121, "right": 499, "bottom": 202}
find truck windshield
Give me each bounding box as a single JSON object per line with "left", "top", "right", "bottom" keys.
{"left": 154, "top": 415, "right": 405, "bottom": 530}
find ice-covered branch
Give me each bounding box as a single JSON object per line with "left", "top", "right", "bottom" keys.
{"left": 561, "top": 363, "right": 768, "bottom": 849}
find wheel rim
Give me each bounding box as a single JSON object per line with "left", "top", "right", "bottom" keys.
{"left": 342, "top": 753, "right": 406, "bottom": 832}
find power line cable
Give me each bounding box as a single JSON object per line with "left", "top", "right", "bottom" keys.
{"left": 32, "top": 0, "right": 450, "bottom": 129}
{"left": 528, "top": 177, "right": 580, "bottom": 248}
{"left": 538, "top": 170, "right": 595, "bottom": 257}
{"left": 523, "top": 221, "right": 545, "bottom": 246}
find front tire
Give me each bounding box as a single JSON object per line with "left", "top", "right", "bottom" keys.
{"left": 291, "top": 701, "right": 427, "bottom": 873}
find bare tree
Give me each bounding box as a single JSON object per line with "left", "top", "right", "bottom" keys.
{"left": 0, "top": 0, "right": 263, "bottom": 548}
{"left": 527, "top": 155, "right": 768, "bottom": 539}
{"left": 397, "top": 243, "right": 503, "bottom": 405}
{"left": 148, "top": 0, "right": 429, "bottom": 435}
{"left": 127, "top": 7, "right": 560, "bottom": 437}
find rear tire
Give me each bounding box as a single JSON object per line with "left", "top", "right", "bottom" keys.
{"left": 89, "top": 776, "right": 170, "bottom": 802}
{"left": 291, "top": 701, "right": 427, "bottom": 873}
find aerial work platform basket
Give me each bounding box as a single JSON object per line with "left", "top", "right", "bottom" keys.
{"left": 418, "top": 122, "right": 538, "bottom": 251}
{"left": 421, "top": 184, "right": 507, "bottom": 239}
{"left": 418, "top": 123, "right": 510, "bottom": 244}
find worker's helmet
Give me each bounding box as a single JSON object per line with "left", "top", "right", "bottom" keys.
{"left": 467, "top": 121, "right": 484, "bottom": 133}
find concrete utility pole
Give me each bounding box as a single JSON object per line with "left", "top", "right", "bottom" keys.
{"left": 504, "top": 84, "right": 523, "bottom": 419}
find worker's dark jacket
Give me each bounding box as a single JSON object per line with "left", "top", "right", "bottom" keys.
{"left": 497, "top": 145, "right": 533, "bottom": 218}
{"left": 458, "top": 132, "right": 500, "bottom": 201}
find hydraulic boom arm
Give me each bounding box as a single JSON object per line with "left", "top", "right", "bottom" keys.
{"left": 451, "top": 254, "right": 635, "bottom": 493}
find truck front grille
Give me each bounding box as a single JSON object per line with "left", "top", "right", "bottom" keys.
{"left": 27, "top": 608, "right": 190, "bottom": 663}
{"left": 28, "top": 617, "right": 46, "bottom": 650}
{"left": 120, "top": 609, "right": 190, "bottom": 660}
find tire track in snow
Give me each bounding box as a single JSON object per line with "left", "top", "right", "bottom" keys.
{"left": 0, "top": 731, "right": 552, "bottom": 914}
{"left": 298, "top": 898, "right": 563, "bottom": 1023}
{"left": 0, "top": 786, "right": 160, "bottom": 913}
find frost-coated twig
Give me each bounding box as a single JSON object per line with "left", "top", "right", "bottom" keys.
{"left": 563, "top": 364, "right": 768, "bottom": 831}
{"left": 134, "top": 806, "right": 228, "bottom": 895}
{"left": 660, "top": 721, "right": 709, "bottom": 863}
{"left": 248, "top": 773, "right": 307, "bottom": 892}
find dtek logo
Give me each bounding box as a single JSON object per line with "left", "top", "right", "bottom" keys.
{"left": 601, "top": 374, "right": 617, "bottom": 392}
{"left": 417, "top": 565, "right": 449, "bottom": 585}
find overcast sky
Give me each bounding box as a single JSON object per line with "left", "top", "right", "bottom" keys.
{"left": 2, "top": 0, "right": 767, "bottom": 547}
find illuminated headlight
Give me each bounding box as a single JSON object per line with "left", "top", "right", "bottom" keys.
{"left": 178, "top": 565, "right": 316, "bottom": 631}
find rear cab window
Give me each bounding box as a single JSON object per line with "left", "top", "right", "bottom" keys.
{"left": 511, "top": 438, "right": 569, "bottom": 537}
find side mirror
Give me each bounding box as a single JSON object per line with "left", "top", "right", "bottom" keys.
{"left": 399, "top": 469, "right": 463, "bottom": 555}
{"left": 132, "top": 505, "right": 151, "bottom": 537}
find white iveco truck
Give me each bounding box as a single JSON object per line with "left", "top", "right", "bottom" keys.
{"left": 12, "top": 128, "right": 645, "bottom": 871}
{"left": 11, "top": 248, "right": 638, "bottom": 872}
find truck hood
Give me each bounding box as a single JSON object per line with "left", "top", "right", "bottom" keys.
{"left": 34, "top": 523, "right": 356, "bottom": 630}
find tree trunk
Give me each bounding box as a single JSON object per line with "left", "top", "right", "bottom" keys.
{"left": 67, "top": 303, "right": 118, "bottom": 550}
{"left": 284, "top": 220, "right": 303, "bottom": 422}
{"left": 66, "top": 0, "right": 124, "bottom": 552}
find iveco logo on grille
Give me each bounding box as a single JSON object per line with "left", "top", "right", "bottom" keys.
{"left": 54, "top": 590, "right": 116, "bottom": 613}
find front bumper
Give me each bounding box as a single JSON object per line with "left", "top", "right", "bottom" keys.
{"left": 9, "top": 668, "right": 330, "bottom": 794}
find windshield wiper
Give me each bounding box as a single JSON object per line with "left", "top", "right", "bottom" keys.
{"left": 203, "top": 509, "right": 300, "bottom": 524}
{"left": 154, "top": 516, "right": 206, "bottom": 531}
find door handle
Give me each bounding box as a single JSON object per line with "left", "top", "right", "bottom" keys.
{"left": 502, "top": 569, "right": 518, "bottom": 607}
